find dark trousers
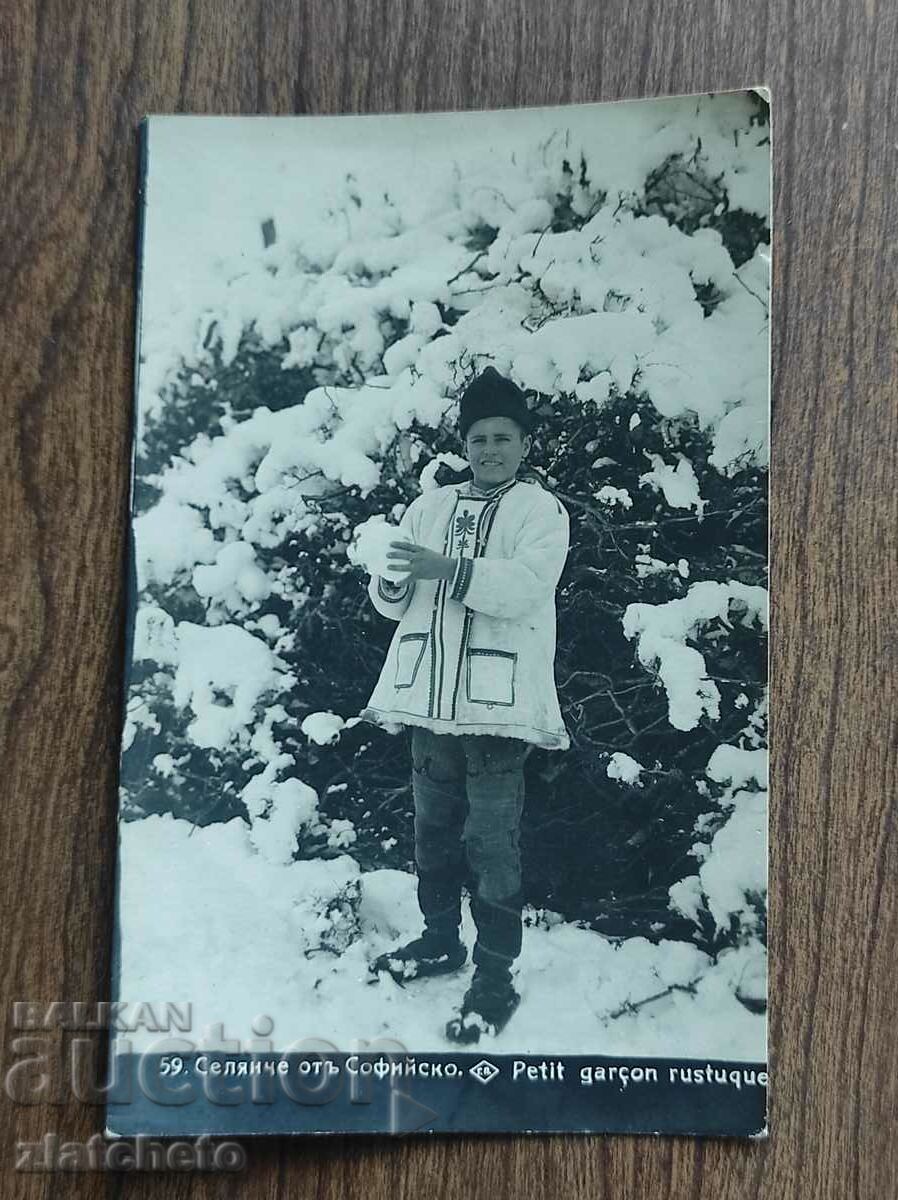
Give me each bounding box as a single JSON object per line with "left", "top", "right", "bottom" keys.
{"left": 410, "top": 727, "right": 528, "bottom": 973}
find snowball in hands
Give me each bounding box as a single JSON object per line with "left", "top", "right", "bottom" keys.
{"left": 351, "top": 517, "right": 412, "bottom": 581}
{"left": 301, "top": 712, "right": 345, "bottom": 745}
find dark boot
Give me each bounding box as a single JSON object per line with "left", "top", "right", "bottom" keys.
{"left": 444, "top": 965, "right": 520, "bottom": 1043}
{"left": 470, "top": 890, "right": 523, "bottom": 974}
{"left": 370, "top": 927, "right": 466, "bottom": 984}
{"left": 369, "top": 869, "right": 465, "bottom": 984}
{"left": 417, "top": 870, "right": 463, "bottom": 944}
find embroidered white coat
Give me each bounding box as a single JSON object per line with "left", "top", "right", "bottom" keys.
{"left": 361, "top": 477, "right": 571, "bottom": 750}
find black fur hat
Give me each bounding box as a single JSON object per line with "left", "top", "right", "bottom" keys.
{"left": 457, "top": 366, "right": 535, "bottom": 439}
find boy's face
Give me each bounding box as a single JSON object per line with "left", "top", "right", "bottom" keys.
{"left": 464, "top": 416, "right": 531, "bottom": 490}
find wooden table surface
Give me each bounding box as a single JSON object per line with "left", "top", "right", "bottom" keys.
{"left": 2, "top": 1, "right": 896, "bottom": 1196}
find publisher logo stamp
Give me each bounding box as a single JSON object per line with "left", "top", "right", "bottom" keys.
{"left": 468, "top": 1060, "right": 499, "bottom": 1085}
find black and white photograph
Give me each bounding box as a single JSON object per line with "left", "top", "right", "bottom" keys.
{"left": 110, "top": 90, "right": 770, "bottom": 1137}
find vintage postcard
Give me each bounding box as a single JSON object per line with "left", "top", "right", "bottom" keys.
{"left": 108, "top": 90, "right": 770, "bottom": 1137}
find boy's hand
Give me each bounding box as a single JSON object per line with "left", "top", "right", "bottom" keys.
{"left": 387, "top": 541, "right": 456, "bottom": 581}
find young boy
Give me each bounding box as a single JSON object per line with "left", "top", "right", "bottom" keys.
{"left": 361, "top": 367, "right": 570, "bottom": 1043}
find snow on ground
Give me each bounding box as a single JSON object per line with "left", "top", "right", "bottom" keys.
{"left": 117, "top": 815, "right": 765, "bottom": 1060}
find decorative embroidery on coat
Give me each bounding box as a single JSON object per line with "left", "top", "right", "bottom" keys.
{"left": 427, "top": 480, "right": 519, "bottom": 721}
{"left": 454, "top": 511, "right": 477, "bottom": 553}
{"left": 448, "top": 494, "right": 503, "bottom": 719}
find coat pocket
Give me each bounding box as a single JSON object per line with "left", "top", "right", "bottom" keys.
{"left": 395, "top": 633, "right": 429, "bottom": 689}
{"left": 466, "top": 648, "right": 517, "bottom": 708}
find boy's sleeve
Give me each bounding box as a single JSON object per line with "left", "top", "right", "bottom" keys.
{"left": 450, "top": 489, "right": 569, "bottom": 621}
{"left": 367, "top": 498, "right": 420, "bottom": 621}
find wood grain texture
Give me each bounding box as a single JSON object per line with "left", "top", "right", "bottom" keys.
{"left": 1, "top": 0, "right": 896, "bottom": 1196}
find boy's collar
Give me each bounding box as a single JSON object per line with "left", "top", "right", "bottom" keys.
{"left": 463, "top": 477, "right": 519, "bottom": 499}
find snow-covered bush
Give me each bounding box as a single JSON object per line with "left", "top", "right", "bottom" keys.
{"left": 669, "top": 738, "right": 768, "bottom": 955}
{"left": 121, "top": 93, "right": 769, "bottom": 962}
{"left": 287, "top": 857, "right": 362, "bottom": 956}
